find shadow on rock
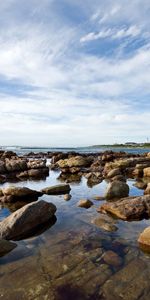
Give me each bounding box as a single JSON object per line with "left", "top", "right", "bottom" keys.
{"left": 14, "top": 215, "right": 57, "bottom": 241}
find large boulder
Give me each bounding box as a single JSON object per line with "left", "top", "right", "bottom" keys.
{"left": 42, "top": 184, "right": 71, "bottom": 195}
{"left": 0, "top": 186, "right": 42, "bottom": 203}
{"left": 0, "top": 200, "right": 56, "bottom": 240}
{"left": 105, "top": 180, "right": 129, "bottom": 200}
{"left": 138, "top": 227, "right": 150, "bottom": 252}
{"left": 99, "top": 195, "right": 150, "bottom": 220}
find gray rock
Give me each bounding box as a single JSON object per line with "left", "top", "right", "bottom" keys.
{"left": 105, "top": 180, "right": 129, "bottom": 200}
{"left": 0, "top": 200, "right": 56, "bottom": 240}
{"left": 42, "top": 184, "right": 71, "bottom": 195}
{"left": 1, "top": 186, "right": 42, "bottom": 203}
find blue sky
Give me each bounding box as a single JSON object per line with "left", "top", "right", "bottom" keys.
{"left": 0, "top": 0, "right": 150, "bottom": 146}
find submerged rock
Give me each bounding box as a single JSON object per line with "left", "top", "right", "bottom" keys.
{"left": 138, "top": 226, "right": 150, "bottom": 252}
{"left": 100, "top": 258, "right": 150, "bottom": 300}
{"left": 0, "top": 200, "right": 56, "bottom": 240}
{"left": 77, "top": 199, "right": 93, "bottom": 209}
{"left": 105, "top": 180, "right": 129, "bottom": 200}
{"left": 99, "top": 195, "right": 150, "bottom": 220}
{"left": 91, "top": 214, "right": 118, "bottom": 232}
{"left": 0, "top": 239, "right": 17, "bottom": 257}
{"left": 42, "top": 184, "right": 71, "bottom": 195}
{"left": 102, "top": 250, "right": 122, "bottom": 267}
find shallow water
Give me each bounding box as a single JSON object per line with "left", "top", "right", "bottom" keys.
{"left": 0, "top": 168, "right": 150, "bottom": 299}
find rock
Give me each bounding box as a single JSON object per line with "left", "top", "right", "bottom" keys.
{"left": 138, "top": 226, "right": 150, "bottom": 252}
{"left": 91, "top": 215, "right": 118, "bottom": 232}
{"left": 57, "top": 156, "right": 92, "bottom": 168}
{"left": 144, "top": 167, "right": 150, "bottom": 177}
{"left": 134, "top": 181, "right": 147, "bottom": 189}
{"left": 105, "top": 180, "right": 129, "bottom": 200}
{"left": 0, "top": 161, "right": 6, "bottom": 173}
{"left": 0, "top": 175, "right": 6, "bottom": 183}
{"left": 100, "top": 258, "right": 150, "bottom": 300}
{"left": 17, "top": 168, "right": 49, "bottom": 179}
{"left": 1, "top": 186, "right": 42, "bottom": 202}
{"left": 111, "top": 175, "right": 126, "bottom": 182}
{"left": 107, "top": 168, "right": 121, "bottom": 178}
{"left": 144, "top": 183, "right": 150, "bottom": 195}
{"left": 93, "top": 196, "right": 104, "bottom": 201}
{"left": 64, "top": 194, "right": 72, "bottom": 201}
{"left": 58, "top": 173, "right": 82, "bottom": 183}
{"left": 5, "top": 159, "right": 27, "bottom": 172}
{"left": 99, "top": 195, "right": 150, "bottom": 220}
{"left": 27, "top": 159, "right": 47, "bottom": 169}
{"left": 0, "top": 200, "right": 57, "bottom": 240}
{"left": 102, "top": 250, "right": 122, "bottom": 267}
{"left": 77, "top": 199, "right": 93, "bottom": 209}
{"left": 42, "top": 184, "right": 71, "bottom": 195}
{"left": 0, "top": 239, "right": 17, "bottom": 257}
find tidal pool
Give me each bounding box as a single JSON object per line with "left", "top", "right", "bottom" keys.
{"left": 0, "top": 168, "right": 150, "bottom": 300}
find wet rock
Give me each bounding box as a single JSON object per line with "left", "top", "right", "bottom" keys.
{"left": 100, "top": 258, "right": 150, "bottom": 300}
{"left": 105, "top": 180, "right": 129, "bottom": 200}
{"left": 58, "top": 173, "right": 82, "bottom": 183}
{"left": 99, "top": 195, "right": 150, "bottom": 220}
{"left": 42, "top": 184, "right": 71, "bottom": 195}
{"left": 138, "top": 226, "right": 150, "bottom": 252}
{"left": 0, "top": 200, "right": 57, "bottom": 240}
{"left": 91, "top": 215, "right": 118, "bottom": 232}
{"left": 77, "top": 199, "right": 93, "bottom": 209}
{"left": 0, "top": 239, "right": 17, "bottom": 257}
{"left": 1, "top": 186, "right": 42, "bottom": 203}
{"left": 92, "top": 196, "right": 104, "bottom": 201}
{"left": 64, "top": 194, "right": 72, "bottom": 201}
{"left": 102, "top": 250, "right": 122, "bottom": 267}
{"left": 133, "top": 181, "right": 147, "bottom": 189}
{"left": 144, "top": 183, "right": 150, "bottom": 195}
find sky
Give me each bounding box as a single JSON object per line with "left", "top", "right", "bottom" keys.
{"left": 0, "top": 0, "right": 150, "bottom": 147}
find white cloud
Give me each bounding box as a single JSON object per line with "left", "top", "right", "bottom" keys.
{"left": 0, "top": 0, "right": 150, "bottom": 146}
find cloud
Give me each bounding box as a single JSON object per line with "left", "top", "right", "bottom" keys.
{"left": 0, "top": 0, "right": 150, "bottom": 146}
{"left": 80, "top": 25, "right": 142, "bottom": 43}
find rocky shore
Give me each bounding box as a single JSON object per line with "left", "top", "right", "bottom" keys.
{"left": 1, "top": 149, "right": 150, "bottom": 254}
{"left": 1, "top": 149, "right": 150, "bottom": 299}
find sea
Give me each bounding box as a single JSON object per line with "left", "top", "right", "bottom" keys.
{"left": 1, "top": 145, "right": 150, "bottom": 155}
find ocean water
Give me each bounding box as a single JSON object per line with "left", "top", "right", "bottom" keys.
{"left": 1, "top": 145, "right": 150, "bottom": 155}
{"left": 0, "top": 152, "right": 150, "bottom": 299}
